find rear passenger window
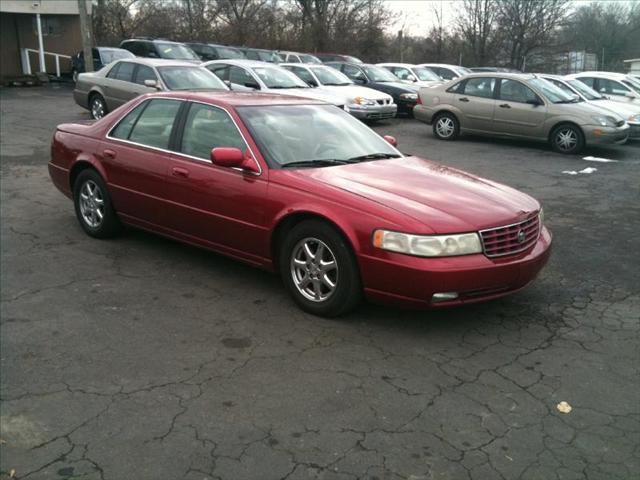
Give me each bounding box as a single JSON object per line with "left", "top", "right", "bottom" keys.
{"left": 180, "top": 103, "right": 246, "bottom": 160}
{"left": 128, "top": 99, "right": 181, "bottom": 149}
{"left": 113, "top": 62, "right": 135, "bottom": 82}
{"left": 110, "top": 102, "right": 148, "bottom": 140}
{"left": 106, "top": 62, "right": 120, "bottom": 79}
{"left": 462, "top": 77, "right": 496, "bottom": 98}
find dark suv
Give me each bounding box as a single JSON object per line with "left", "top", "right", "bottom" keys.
{"left": 119, "top": 38, "right": 200, "bottom": 63}
{"left": 186, "top": 43, "right": 246, "bottom": 61}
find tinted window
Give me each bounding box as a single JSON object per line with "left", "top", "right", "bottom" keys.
{"left": 113, "top": 61, "right": 135, "bottom": 82}
{"left": 216, "top": 46, "right": 245, "bottom": 60}
{"left": 343, "top": 64, "right": 365, "bottom": 82}
{"left": 230, "top": 66, "right": 256, "bottom": 87}
{"left": 128, "top": 99, "right": 181, "bottom": 149}
{"left": 110, "top": 102, "right": 148, "bottom": 140}
{"left": 439, "top": 68, "right": 457, "bottom": 80}
{"left": 578, "top": 77, "right": 596, "bottom": 88}
{"left": 106, "top": 62, "right": 120, "bottom": 78}
{"left": 180, "top": 103, "right": 246, "bottom": 160}
{"left": 123, "top": 42, "right": 145, "bottom": 56}
{"left": 208, "top": 64, "right": 229, "bottom": 81}
{"left": 462, "top": 77, "right": 496, "bottom": 98}
{"left": 134, "top": 65, "right": 157, "bottom": 85}
{"left": 598, "top": 78, "right": 630, "bottom": 95}
{"left": 290, "top": 66, "right": 314, "bottom": 84}
{"left": 499, "top": 79, "right": 537, "bottom": 103}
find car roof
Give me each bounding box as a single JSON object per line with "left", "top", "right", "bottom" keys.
{"left": 419, "top": 63, "right": 464, "bottom": 69}
{"left": 145, "top": 91, "right": 326, "bottom": 107}
{"left": 122, "top": 38, "right": 184, "bottom": 45}
{"left": 203, "top": 59, "right": 276, "bottom": 68}
{"left": 459, "top": 72, "right": 537, "bottom": 80}
{"left": 572, "top": 71, "right": 634, "bottom": 79}
{"left": 116, "top": 58, "right": 201, "bottom": 68}
{"left": 377, "top": 63, "right": 417, "bottom": 68}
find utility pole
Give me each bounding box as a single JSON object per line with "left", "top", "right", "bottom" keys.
{"left": 601, "top": 47, "right": 605, "bottom": 71}
{"left": 78, "top": 0, "right": 93, "bottom": 72}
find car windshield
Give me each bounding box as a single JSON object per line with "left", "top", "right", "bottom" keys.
{"left": 100, "top": 49, "right": 133, "bottom": 63}
{"left": 363, "top": 66, "right": 399, "bottom": 82}
{"left": 413, "top": 67, "right": 440, "bottom": 82}
{"left": 455, "top": 66, "right": 473, "bottom": 75}
{"left": 567, "top": 79, "right": 603, "bottom": 100}
{"left": 216, "top": 46, "right": 245, "bottom": 59}
{"left": 345, "top": 56, "right": 363, "bottom": 64}
{"left": 157, "top": 66, "right": 228, "bottom": 90}
{"left": 253, "top": 67, "right": 308, "bottom": 88}
{"left": 622, "top": 80, "right": 640, "bottom": 94}
{"left": 300, "top": 54, "right": 322, "bottom": 64}
{"left": 237, "top": 105, "right": 401, "bottom": 167}
{"left": 527, "top": 78, "right": 576, "bottom": 103}
{"left": 311, "top": 67, "right": 352, "bottom": 86}
{"left": 253, "top": 50, "right": 283, "bottom": 62}
{"left": 156, "top": 43, "right": 199, "bottom": 60}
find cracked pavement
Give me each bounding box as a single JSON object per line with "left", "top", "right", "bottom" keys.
{"left": 1, "top": 85, "right": 639, "bottom": 480}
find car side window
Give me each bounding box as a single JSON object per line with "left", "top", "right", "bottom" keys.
{"left": 343, "top": 65, "right": 365, "bottom": 81}
{"left": 128, "top": 99, "right": 182, "bottom": 149}
{"left": 439, "top": 68, "right": 456, "bottom": 80}
{"left": 578, "top": 77, "right": 595, "bottom": 88}
{"left": 125, "top": 42, "right": 143, "bottom": 56}
{"left": 113, "top": 61, "right": 135, "bottom": 82}
{"left": 180, "top": 103, "right": 246, "bottom": 160}
{"left": 598, "top": 78, "right": 629, "bottom": 95}
{"left": 134, "top": 65, "right": 157, "bottom": 85}
{"left": 106, "top": 62, "right": 121, "bottom": 79}
{"left": 498, "top": 79, "right": 537, "bottom": 103}
{"left": 110, "top": 102, "right": 148, "bottom": 140}
{"left": 229, "top": 66, "right": 256, "bottom": 87}
{"left": 393, "top": 67, "right": 412, "bottom": 80}
{"left": 291, "top": 66, "right": 314, "bottom": 84}
{"left": 288, "top": 54, "right": 301, "bottom": 63}
{"left": 245, "top": 50, "right": 259, "bottom": 60}
{"left": 462, "top": 77, "right": 496, "bottom": 99}
{"left": 208, "top": 64, "right": 229, "bottom": 81}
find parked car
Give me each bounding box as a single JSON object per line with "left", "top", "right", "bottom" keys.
{"left": 470, "top": 67, "right": 521, "bottom": 73}
{"left": 377, "top": 63, "right": 442, "bottom": 87}
{"left": 418, "top": 63, "right": 472, "bottom": 81}
{"left": 71, "top": 47, "right": 134, "bottom": 82}
{"left": 325, "top": 62, "right": 419, "bottom": 115}
{"left": 315, "top": 53, "right": 363, "bottom": 64}
{"left": 566, "top": 72, "right": 640, "bottom": 105}
{"left": 73, "top": 58, "right": 228, "bottom": 119}
{"left": 413, "top": 73, "right": 629, "bottom": 154}
{"left": 185, "top": 42, "right": 245, "bottom": 61}
{"left": 203, "top": 59, "right": 347, "bottom": 108}
{"left": 237, "top": 47, "right": 283, "bottom": 63}
{"left": 282, "top": 63, "right": 396, "bottom": 121}
{"left": 49, "top": 91, "right": 551, "bottom": 316}
{"left": 119, "top": 38, "right": 200, "bottom": 63}
{"left": 278, "top": 51, "right": 322, "bottom": 64}
{"left": 540, "top": 74, "right": 640, "bottom": 140}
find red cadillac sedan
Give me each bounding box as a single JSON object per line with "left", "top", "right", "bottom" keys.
{"left": 49, "top": 91, "right": 551, "bottom": 316}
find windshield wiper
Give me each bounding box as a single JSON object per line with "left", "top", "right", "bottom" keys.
{"left": 281, "top": 159, "right": 350, "bottom": 168}
{"left": 347, "top": 153, "right": 401, "bottom": 162}
{"left": 555, "top": 98, "right": 580, "bottom": 104}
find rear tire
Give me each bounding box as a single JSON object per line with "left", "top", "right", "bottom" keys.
{"left": 280, "top": 220, "right": 362, "bottom": 317}
{"left": 550, "top": 123, "right": 584, "bottom": 154}
{"left": 73, "top": 169, "right": 120, "bottom": 238}
{"left": 433, "top": 112, "right": 459, "bottom": 140}
{"left": 89, "top": 93, "right": 107, "bottom": 120}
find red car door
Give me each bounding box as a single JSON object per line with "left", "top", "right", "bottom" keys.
{"left": 163, "top": 102, "right": 269, "bottom": 263}
{"left": 102, "top": 98, "right": 183, "bottom": 227}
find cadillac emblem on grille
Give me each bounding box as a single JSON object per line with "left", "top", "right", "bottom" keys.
{"left": 517, "top": 229, "right": 526, "bottom": 244}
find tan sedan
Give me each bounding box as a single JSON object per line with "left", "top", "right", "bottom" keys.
{"left": 414, "top": 73, "right": 629, "bottom": 154}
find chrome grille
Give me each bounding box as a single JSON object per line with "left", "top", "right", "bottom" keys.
{"left": 479, "top": 214, "right": 540, "bottom": 258}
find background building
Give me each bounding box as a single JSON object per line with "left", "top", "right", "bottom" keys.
{"left": 0, "top": 0, "right": 92, "bottom": 80}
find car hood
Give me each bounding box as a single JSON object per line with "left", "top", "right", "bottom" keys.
{"left": 319, "top": 84, "right": 392, "bottom": 101}
{"left": 589, "top": 99, "right": 639, "bottom": 119}
{"left": 370, "top": 81, "right": 419, "bottom": 92}
{"left": 288, "top": 156, "right": 539, "bottom": 233}
{"left": 268, "top": 88, "right": 346, "bottom": 106}
{"left": 551, "top": 101, "right": 625, "bottom": 121}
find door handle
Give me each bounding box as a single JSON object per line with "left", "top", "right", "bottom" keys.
{"left": 459, "top": 97, "right": 470, "bottom": 102}
{"left": 103, "top": 149, "right": 116, "bottom": 159}
{"left": 171, "top": 166, "right": 189, "bottom": 178}
{"left": 499, "top": 103, "right": 511, "bottom": 108}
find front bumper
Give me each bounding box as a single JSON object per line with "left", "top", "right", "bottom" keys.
{"left": 346, "top": 103, "right": 397, "bottom": 120}
{"left": 397, "top": 99, "right": 418, "bottom": 116}
{"left": 359, "top": 227, "right": 552, "bottom": 308}
{"left": 583, "top": 123, "right": 630, "bottom": 145}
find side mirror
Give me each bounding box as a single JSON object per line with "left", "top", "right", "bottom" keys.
{"left": 625, "top": 92, "right": 635, "bottom": 99}
{"left": 307, "top": 80, "right": 318, "bottom": 87}
{"left": 210, "top": 147, "right": 260, "bottom": 174}
{"left": 354, "top": 77, "right": 366, "bottom": 85}
{"left": 244, "top": 82, "right": 260, "bottom": 90}
{"left": 407, "top": 74, "right": 416, "bottom": 82}
{"left": 526, "top": 98, "right": 543, "bottom": 106}
{"left": 144, "top": 79, "right": 159, "bottom": 89}
{"left": 383, "top": 135, "right": 397, "bottom": 147}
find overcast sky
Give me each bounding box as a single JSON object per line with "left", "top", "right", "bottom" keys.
{"left": 383, "top": 0, "right": 637, "bottom": 36}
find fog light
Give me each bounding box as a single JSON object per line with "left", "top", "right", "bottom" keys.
{"left": 432, "top": 292, "right": 459, "bottom": 303}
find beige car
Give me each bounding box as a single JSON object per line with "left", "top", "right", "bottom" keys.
{"left": 414, "top": 73, "right": 630, "bottom": 154}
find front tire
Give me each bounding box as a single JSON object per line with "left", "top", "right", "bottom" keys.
{"left": 73, "top": 169, "right": 120, "bottom": 238}
{"left": 89, "top": 93, "right": 107, "bottom": 120}
{"left": 550, "top": 123, "right": 584, "bottom": 154}
{"left": 433, "top": 112, "right": 459, "bottom": 140}
{"left": 280, "top": 220, "right": 362, "bottom": 317}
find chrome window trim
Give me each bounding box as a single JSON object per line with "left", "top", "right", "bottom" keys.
{"left": 105, "top": 97, "right": 263, "bottom": 176}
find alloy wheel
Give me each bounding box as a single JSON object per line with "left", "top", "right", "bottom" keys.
{"left": 555, "top": 128, "right": 578, "bottom": 152}
{"left": 79, "top": 180, "right": 105, "bottom": 228}
{"left": 436, "top": 117, "right": 455, "bottom": 138}
{"left": 91, "top": 97, "right": 105, "bottom": 119}
{"left": 290, "top": 237, "right": 339, "bottom": 302}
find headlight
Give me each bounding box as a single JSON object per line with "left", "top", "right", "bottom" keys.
{"left": 399, "top": 93, "right": 418, "bottom": 101}
{"left": 628, "top": 113, "right": 640, "bottom": 123}
{"left": 354, "top": 96, "right": 377, "bottom": 106}
{"left": 539, "top": 207, "right": 544, "bottom": 226}
{"left": 591, "top": 115, "right": 617, "bottom": 127}
{"left": 373, "top": 230, "right": 482, "bottom": 257}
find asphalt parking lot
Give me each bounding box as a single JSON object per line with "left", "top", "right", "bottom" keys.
{"left": 1, "top": 85, "right": 639, "bottom": 480}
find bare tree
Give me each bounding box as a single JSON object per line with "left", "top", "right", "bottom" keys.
{"left": 456, "top": 0, "right": 498, "bottom": 66}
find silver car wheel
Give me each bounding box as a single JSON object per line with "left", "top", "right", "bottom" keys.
{"left": 91, "top": 97, "right": 105, "bottom": 119}
{"left": 555, "top": 128, "right": 578, "bottom": 152}
{"left": 290, "top": 237, "right": 338, "bottom": 303}
{"left": 436, "top": 117, "right": 455, "bottom": 138}
{"left": 79, "top": 180, "right": 105, "bottom": 228}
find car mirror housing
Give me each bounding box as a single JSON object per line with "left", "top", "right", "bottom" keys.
{"left": 144, "top": 79, "right": 160, "bottom": 89}
{"left": 383, "top": 135, "right": 397, "bottom": 147}
{"left": 354, "top": 77, "right": 366, "bottom": 85}
{"left": 244, "top": 82, "right": 260, "bottom": 90}
{"left": 407, "top": 75, "right": 416, "bottom": 82}
{"left": 527, "top": 98, "right": 543, "bottom": 106}
{"left": 211, "top": 148, "right": 260, "bottom": 174}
